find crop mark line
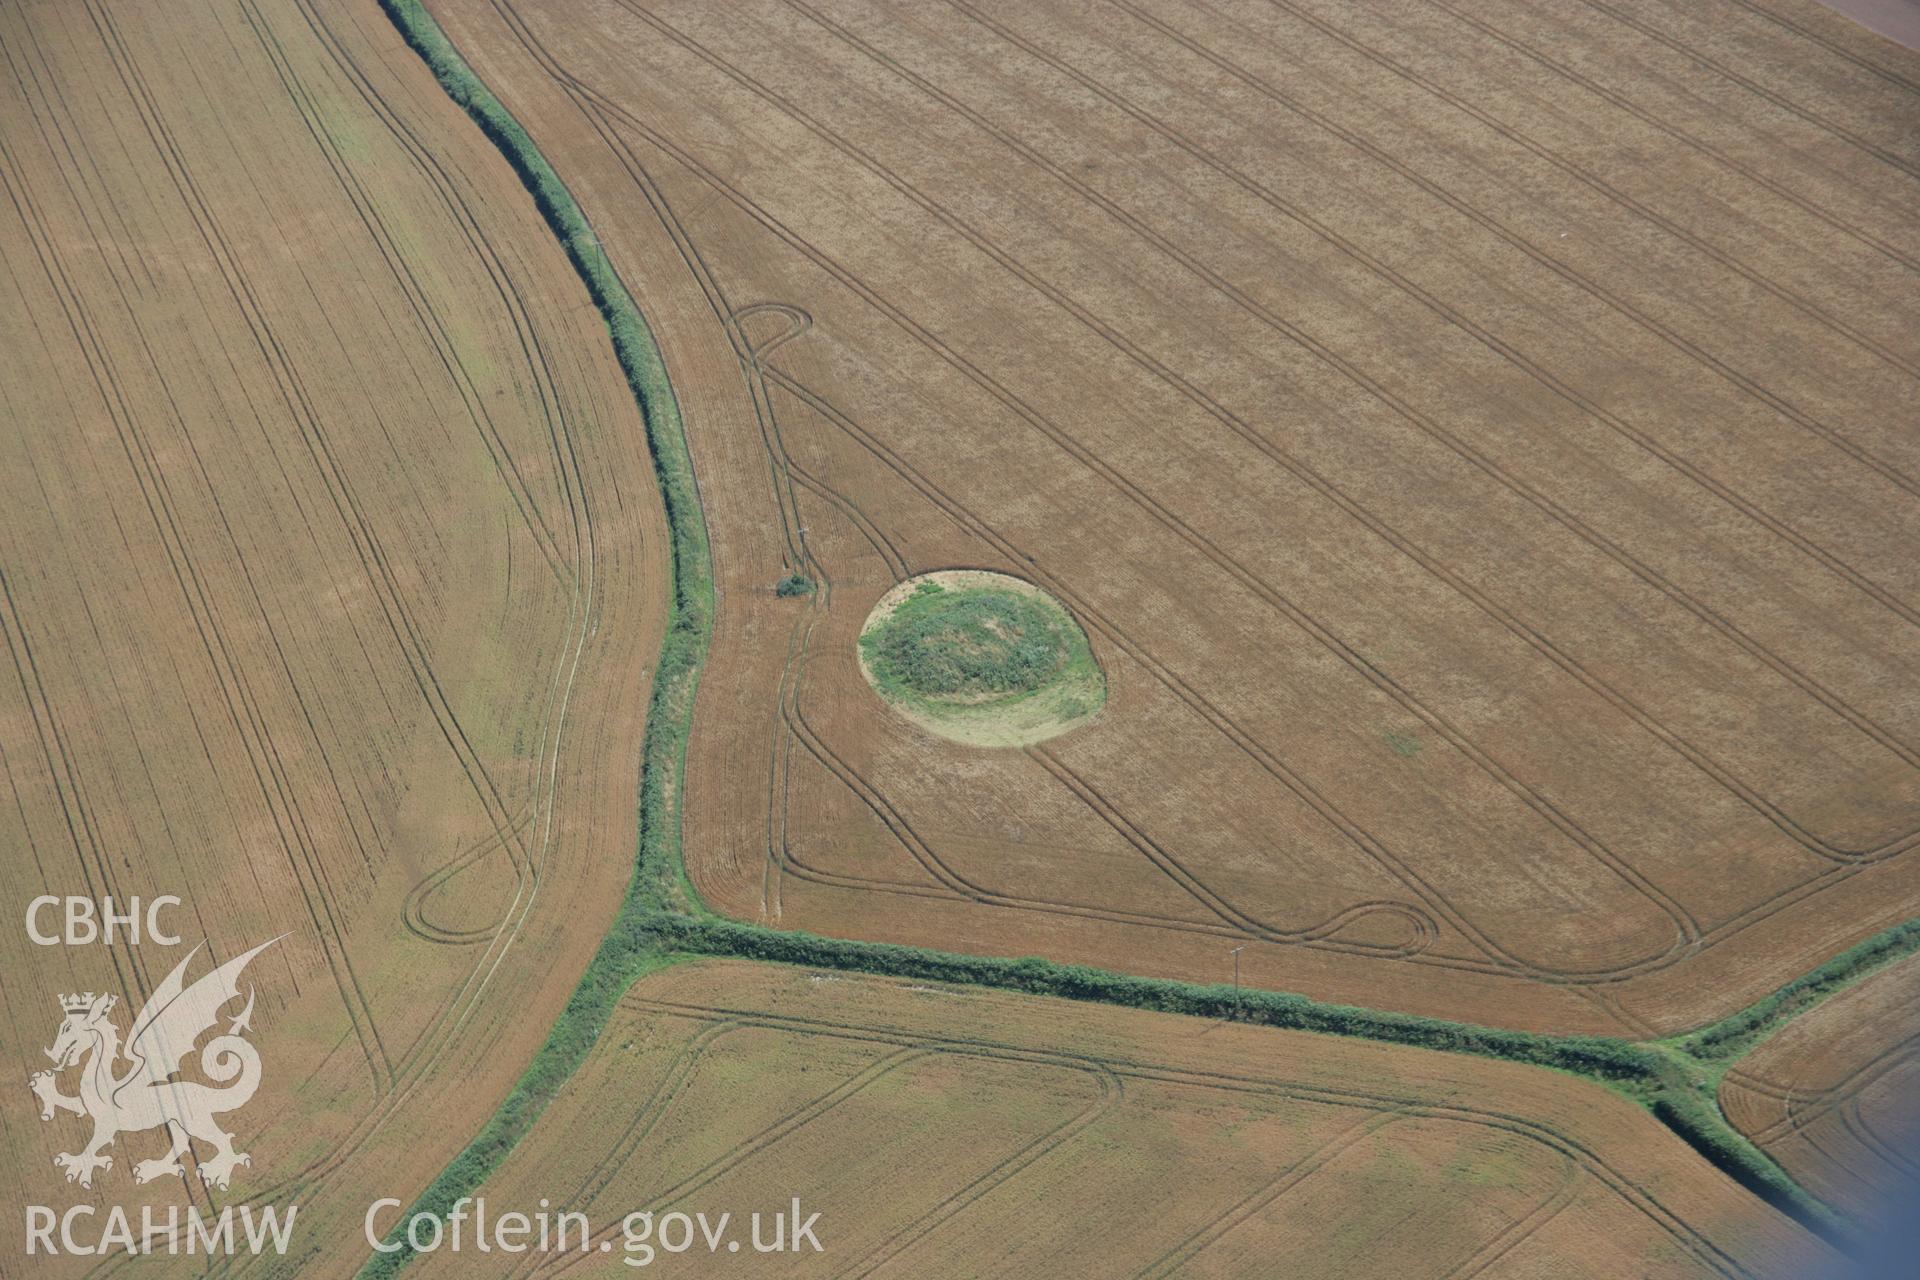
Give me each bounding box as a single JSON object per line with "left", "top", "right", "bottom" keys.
{"left": 604, "top": 0, "right": 1706, "bottom": 963}
{"left": 480, "top": 0, "right": 1914, "bottom": 994}
{"left": 1416, "top": 0, "right": 1920, "bottom": 277}
{"left": 176, "top": 1, "right": 614, "bottom": 1258}
{"left": 36, "top": 5, "right": 617, "bottom": 1265}
{"left": 789, "top": 0, "right": 1920, "bottom": 867}
{"left": 749, "top": 350, "right": 1884, "bottom": 987}
{"left": 1221, "top": 0, "right": 1920, "bottom": 401}
{"left": 1130, "top": 1108, "right": 1412, "bottom": 1279}
{"left": 1729, "top": 1036, "right": 1920, "bottom": 1151}
{"left": 1079, "top": 0, "right": 1920, "bottom": 706}
{"left": 537, "top": 1046, "right": 933, "bottom": 1275}
{"left": 243, "top": 0, "right": 575, "bottom": 588}
{"left": 626, "top": 997, "right": 1758, "bottom": 1278}
{"left": 0, "top": 25, "right": 383, "bottom": 1087}
{"left": 825, "top": 1059, "right": 1121, "bottom": 1279}
{"left": 508, "top": 12, "right": 1476, "bottom": 963}
{"left": 484, "top": 0, "right": 1676, "bottom": 987}
{"left": 1576, "top": 0, "right": 1920, "bottom": 180}
{"left": 1722, "top": 0, "right": 1920, "bottom": 96}
{"left": 1033, "top": 743, "right": 1434, "bottom": 951}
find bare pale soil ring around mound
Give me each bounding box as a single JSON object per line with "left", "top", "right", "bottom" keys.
{"left": 857, "top": 569, "right": 1105, "bottom": 747}
{"left": 5, "top": 0, "right": 1913, "bottom": 1269}
{"left": 426, "top": 0, "right": 1920, "bottom": 1038}
{"left": 0, "top": 0, "right": 667, "bottom": 1264}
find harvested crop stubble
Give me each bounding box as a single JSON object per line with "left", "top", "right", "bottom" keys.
{"left": 0, "top": 0, "right": 666, "bottom": 1269}
{"left": 426, "top": 0, "right": 1920, "bottom": 1037}
{"left": 409, "top": 957, "right": 1833, "bottom": 1279}
{"left": 1719, "top": 952, "right": 1920, "bottom": 1226}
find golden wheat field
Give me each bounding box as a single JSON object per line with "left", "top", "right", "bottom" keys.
{"left": 425, "top": 0, "right": 1920, "bottom": 1036}
{"left": 4, "top": 0, "right": 1918, "bottom": 1274}
{"left": 409, "top": 958, "right": 1833, "bottom": 1279}
{"left": 1720, "top": 953, "right": 1920, "bottom": 1226}
{"left": 0, "top": 0, "right": 665, "bottom": 1270}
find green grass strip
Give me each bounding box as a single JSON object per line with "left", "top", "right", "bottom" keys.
{"left": 358, "top": 3, "right": 712, "bottom": 1275}
{"left": 1673, "top": 916, "right": 1920, "bottom": 1064}
{"left": 649, "top": 914, "right": 1656, "bottom": 1077}
{"left": 365, "top": 0, "right": 1866, "bottom": 1264}
{"left": 644, "top": 914, "right": 1846, "bottom": 1242}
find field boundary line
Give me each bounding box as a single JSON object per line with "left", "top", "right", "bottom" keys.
{"left": 1675, "top": 917, "right": 1920, "bottom": 1063}
{"left": 352, "top": 2, "right": 1906, "bottom": 1271}
{"left": 357, "top": 1, "right": 713, "bottom": 1274}
{"left": 497, "top": 0, "right": 1920, "bottom": 989}
{"left": 486, "top": 0, "right": 1920, "bottom": 998}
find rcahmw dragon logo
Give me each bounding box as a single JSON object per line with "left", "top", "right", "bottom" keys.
{"left": 28, "top": 937, "right": 281, "bottom": 1191}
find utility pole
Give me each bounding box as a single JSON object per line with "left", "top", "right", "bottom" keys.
{"left": 1229, "top": 945, "right": 1246, "bottom": 1020}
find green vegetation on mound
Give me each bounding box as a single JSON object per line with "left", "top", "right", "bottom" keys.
{"left": 857, "top": 573, "right": 1104, "bottom": 746}
{"left": 370, "top": 1, "right": 1884, "bottom": 1267}
{"left": 864, "top": 582, "right": 1072, "bottom": 701}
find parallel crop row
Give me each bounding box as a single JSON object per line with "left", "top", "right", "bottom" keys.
{"left": 361, "top": 2, "right": 1904, "bottom": 1272}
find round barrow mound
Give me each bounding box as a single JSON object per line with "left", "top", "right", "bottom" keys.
{"left": 858, "top": 570, "right": 1104, "bottom": 747}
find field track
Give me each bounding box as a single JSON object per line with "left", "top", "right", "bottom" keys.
{"left": 410, "top": 958, "right": 1833, "bottom": 1279}
{"left": 0, "top": 0, "right": 667, "bottom": 1271}
{"left": 1719, "top": 952, "right": 1920, "bottom": 1224}
{"left": 423, "top": 0, "right": 1920, "bottom": 1036}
